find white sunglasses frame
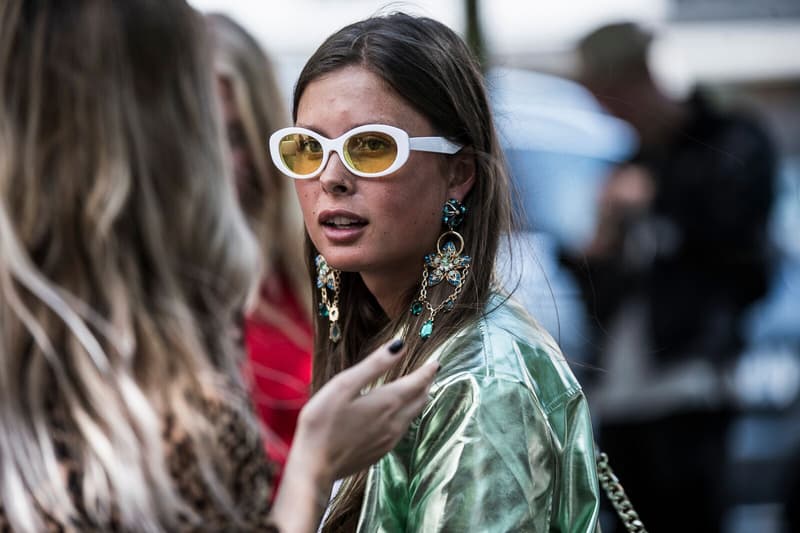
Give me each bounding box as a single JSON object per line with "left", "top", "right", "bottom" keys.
{"left": 269, "top": 123, "right": 463, "bottom": 179}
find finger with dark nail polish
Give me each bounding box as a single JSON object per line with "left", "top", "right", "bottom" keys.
{"left": 388, "top": 339, "right": 404, "bottom": 354}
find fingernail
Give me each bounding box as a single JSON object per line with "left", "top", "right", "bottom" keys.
{"left": 388, "top": 339, "right": 404, "bottom": 354}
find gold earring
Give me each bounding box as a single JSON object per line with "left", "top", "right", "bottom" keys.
{"left": 315, "top": 254, "right": 341, "bottom": 343}
{"left": 410, "top": 199, "right": 470, "bottom": 339}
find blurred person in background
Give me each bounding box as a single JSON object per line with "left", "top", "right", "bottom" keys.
{"left": 562, "top": 21, "right": 777, "bottom": 533}
{"left": 0, "top": 1, "right": 438, "bottom": 532}
{"left": 209, "top": 13, "right": 313, "bottom": 478}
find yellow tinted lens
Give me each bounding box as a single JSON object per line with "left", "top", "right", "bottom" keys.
{"left": 279, "top": 133, "right": 323, "bottom": 175}
{"left": 344, "top": 132, "right": 398, "bottom": 174}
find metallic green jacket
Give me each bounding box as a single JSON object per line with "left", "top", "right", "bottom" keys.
{"left": 357, "top": 294, "right": 601, "bottom": 532}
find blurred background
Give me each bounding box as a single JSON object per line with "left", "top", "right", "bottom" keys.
{"left": 190, "top": 1, "right": 800, "bottom": 531}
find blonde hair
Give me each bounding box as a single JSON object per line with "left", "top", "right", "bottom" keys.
{"left": 0, "top": 1, "right": 259, "bottom": 531}
{"left": 209, "top": 14, "right": 310, "bottom": 321}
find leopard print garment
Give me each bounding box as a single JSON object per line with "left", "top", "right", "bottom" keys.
{"left": 0, "top": 397, "right": 279, "bottom": 533}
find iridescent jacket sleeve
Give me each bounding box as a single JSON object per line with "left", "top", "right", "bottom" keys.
{"left": 357, "top": 295, "right": 601, "bottom": 532}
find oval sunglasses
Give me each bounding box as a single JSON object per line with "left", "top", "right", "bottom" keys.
{"left": 269, "top": 124, "right": 463, "bottom": 179}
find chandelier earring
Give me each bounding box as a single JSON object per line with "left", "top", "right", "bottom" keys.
{"left": 315, "top": 254, "right": 341, "bottom": 343}
{"left": 410, "top": 198, "right": 471, "bottom": 339}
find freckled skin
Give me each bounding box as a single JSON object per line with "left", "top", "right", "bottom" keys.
{"left": 294, "top": 66, "right": 460, "bottom": 312}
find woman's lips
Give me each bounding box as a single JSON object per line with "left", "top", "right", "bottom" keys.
{"left": 319, "top": 210, "right": 368, "bottom": 244}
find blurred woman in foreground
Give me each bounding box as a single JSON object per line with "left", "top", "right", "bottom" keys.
{"left": 0, "top": 1, "right": 436, "bottom": 532}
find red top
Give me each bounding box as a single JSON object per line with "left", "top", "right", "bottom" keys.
{"left": 244, "top": 278, "right": 312, "bottom": 480}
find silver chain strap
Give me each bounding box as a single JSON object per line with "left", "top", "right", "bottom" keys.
{"left": 596, "top": 452, "right": 648, "bottom": 533}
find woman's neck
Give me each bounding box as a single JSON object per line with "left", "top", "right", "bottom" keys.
{"left": 360, "top": 269, "right": 418, "bottom": 321}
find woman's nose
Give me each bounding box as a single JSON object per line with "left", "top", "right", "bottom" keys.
{"left": 318, "top": 151, "right": 354, "bottom": 195}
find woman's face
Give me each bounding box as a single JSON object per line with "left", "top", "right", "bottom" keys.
{"left": 294, "top": 66, "right": 465, "bottom": 292}
{"left": 217, "top": 76, "right": 257, "bottom": 195}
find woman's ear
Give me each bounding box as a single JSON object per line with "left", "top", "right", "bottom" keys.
{"left": 446, "top": 154, "right": 476, "bottom": 201}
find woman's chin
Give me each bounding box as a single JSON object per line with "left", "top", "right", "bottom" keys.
{"left": 316, "top": 250, "right": 369, "bottom": 273}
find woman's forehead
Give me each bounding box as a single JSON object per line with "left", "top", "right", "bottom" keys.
{"left": 296, "top": 66, "right": 432, "bottom": 137}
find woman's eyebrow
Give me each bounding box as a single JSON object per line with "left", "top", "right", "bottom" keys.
{"left": 293, "top": 120, "right": 398, "bottom": 138}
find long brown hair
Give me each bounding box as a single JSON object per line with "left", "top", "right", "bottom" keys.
{"left": 0, "top": 1, "right": 259, "bottom": 531}
{"left": 292, "top": 13, "right": 514, "bottom": 531}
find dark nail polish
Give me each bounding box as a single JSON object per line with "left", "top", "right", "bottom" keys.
{"left": 436, "top": 363, "right": 442, "bottom": 374}
{"left": 388, "top": 339, "right": 404, "bottom": 354}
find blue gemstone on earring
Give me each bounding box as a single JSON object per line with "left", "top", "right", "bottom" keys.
{"left": 410, "top": 301, "right": 424, "bottom": 316}
{"left": 420, "top": 320, "right": 434, "bottom": 339}
{"left": 428, "top": 269, "right": 444, "bottom": 286}
{"left": 442, "top": 199, "right": 466, "bottom": 229}
{"left": 330, "top": 322, "right": 341, "bottom": 342}
{"left": 318, "top": 303, "right": 329, "bottom": 318}
{"left": 447, "top": 270, "right": 462, "bottom": 286}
